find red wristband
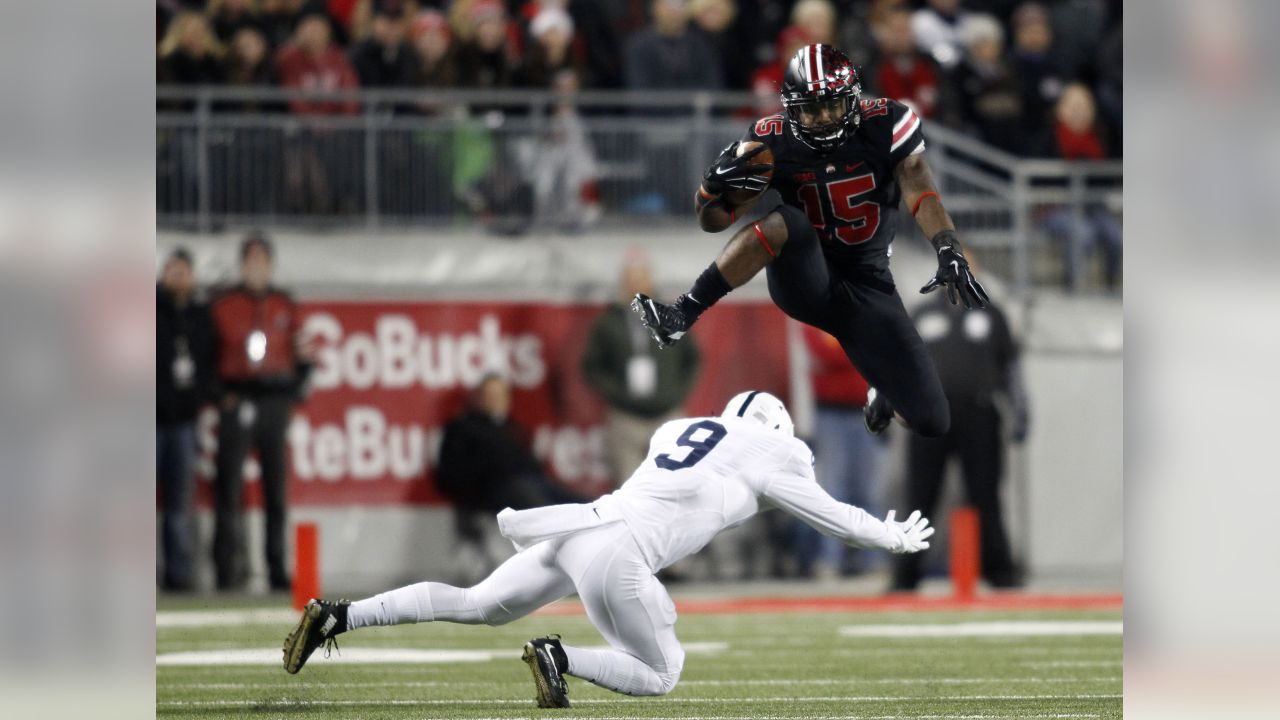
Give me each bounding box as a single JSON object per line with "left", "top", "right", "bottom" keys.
{"left": 911, "top": 191, "right": 940, "bottom": 216}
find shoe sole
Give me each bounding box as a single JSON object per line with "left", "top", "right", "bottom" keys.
{"left": 630, "top": 297, "right": 672, "bottom": 349}
{"left": 282, "top": 601, "right": 322, "bottom": 674}
{"left": 522, "top": 642, "right": 569, "bottom": 709}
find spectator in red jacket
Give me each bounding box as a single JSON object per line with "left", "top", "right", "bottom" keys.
{"left": 274, "top": 13, "right": 361, "bottom": 116}
{"left": 745, "top": 25, "right": 811, "bottom": 118}
{"left": 275, "top": 14, "right": 361, "bottom": 212}
{"left": 209, "top": 233, "right": 314, "bottom": 591}
{"left": 1038, "top": 83, "right": 1122, "bottom": 290}
{"left": 795, "top": 326, "right": 888, "bottom": 579}
{"left": 869, "top": 6, "right": 942, "bottom": 119}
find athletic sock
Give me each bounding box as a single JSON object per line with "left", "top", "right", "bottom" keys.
{"left": 678, "top": 262, "right": 732, "bottom": 321}
{"left": 346, "top": 581, "right": 439, "bottom": 631}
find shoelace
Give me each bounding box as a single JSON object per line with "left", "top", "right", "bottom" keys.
{"left": 321, "top": 635, "right": 340, "bottom": 659}
{"left": 320, "top": 599, "right": 350, "bottom": 660}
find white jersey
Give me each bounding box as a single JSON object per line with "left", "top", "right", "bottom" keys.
{"left": 605, "top": 416, "right": 893, "bottom": 571}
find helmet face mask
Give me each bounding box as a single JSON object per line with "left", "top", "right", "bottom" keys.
{"left": 781, "top": 44, "right": 863, "bottom": 153}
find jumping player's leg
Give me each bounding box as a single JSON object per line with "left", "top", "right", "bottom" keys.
{"left": 633, "top": 212, "right": 790, "bottom": 346}
{"left": 824, "top": 281, "right": 950, "bottom": 437}
{"left": 554, "top": 530, "right": 685, "bottom": 696}
{"left": 763, "top": 204, "right": 836, "bottom": 327}
{"left": 346, "top": 540, "right": 574, "bottom": 630}
{"left": 765, "top": 204, "right": 949, "bottom": 436}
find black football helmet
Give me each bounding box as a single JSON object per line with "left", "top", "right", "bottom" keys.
{"left": 781, "top": 44, "right": 863, "bottom": 153}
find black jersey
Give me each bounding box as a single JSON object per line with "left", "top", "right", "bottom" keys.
{"left": 743, "top": 98, "right": 925, "bottom": 271}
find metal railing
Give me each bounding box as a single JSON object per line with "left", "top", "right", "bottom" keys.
{"left": 157, "top": 86, "right": 1122, "bottom": 292}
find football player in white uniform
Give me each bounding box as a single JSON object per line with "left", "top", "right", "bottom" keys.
{"left": 282, "top": 391, "right": 935, "bottom": 708}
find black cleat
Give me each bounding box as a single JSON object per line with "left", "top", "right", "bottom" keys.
{"left": 282, "top": 598, "right": 349, "bottom": 674}
{"left": 522, "top": 635, "right": 571, "bottom": 708}
{"left": 631, "top": 293, "right": 693, "bottom": 349}
{"left": 863, "top": 387, "right": 894, "bottom": 436}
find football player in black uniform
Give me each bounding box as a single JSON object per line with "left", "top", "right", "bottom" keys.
{"left": 633, "top": 43, "right": 988, "bottom": 437}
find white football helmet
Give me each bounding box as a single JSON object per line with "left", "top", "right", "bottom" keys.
{"left": 722, "top": 390, "right": 794, "bottom": 436}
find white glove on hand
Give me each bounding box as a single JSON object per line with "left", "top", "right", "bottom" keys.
{"left": 881, "top": 509, "right": 935, "bottom": 554}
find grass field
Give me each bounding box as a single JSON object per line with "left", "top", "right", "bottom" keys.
{"left": 157, "top": 598, "right": 1122, "bottom": 719}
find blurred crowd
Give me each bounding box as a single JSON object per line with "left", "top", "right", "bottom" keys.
{"left": 157, "top": 0, "right": 1121, "bottom": 158}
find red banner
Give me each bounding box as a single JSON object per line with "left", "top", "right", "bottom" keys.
{"left": 195, "top": 301, "right": 790, "bottom": 507}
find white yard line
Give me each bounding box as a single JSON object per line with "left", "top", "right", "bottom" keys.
{"left": 163, "top": 677, "right": 1121, "bottom": 691}
{"left": 1023, "top": 660, "right": 1122, "bottom": 668}
{"left": 157, "top": 694, "right": 1122, "bottom": 707}
{"left": 156, "top": 642, "right": 728, "bottom": 666}
{"left": 840, "top": 621, "right": 1122, "bottom": 638}
{"left": 456, "top": 716, "right": 1103, "bottom": 720}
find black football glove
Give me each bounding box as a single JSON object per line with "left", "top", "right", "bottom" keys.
{"left": 920, "top": 232, "right": 990, "bottom": 308}
{"left": 701, "top": 141, "right": 773, "bottom": 197}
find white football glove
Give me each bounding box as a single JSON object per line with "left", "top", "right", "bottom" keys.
{"left": 881, "top": 509, "right": 935, "bottom": 554}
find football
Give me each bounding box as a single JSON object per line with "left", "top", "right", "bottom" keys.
{"left": 724, "top": 140, "right": 774, "bottom": 206}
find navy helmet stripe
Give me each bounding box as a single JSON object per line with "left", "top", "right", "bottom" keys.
{"left": 737, "top": 391, "right": 761, "bottom": 417}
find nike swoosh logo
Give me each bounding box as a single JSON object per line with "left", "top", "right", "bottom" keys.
{"left": 715, "top": 166, "right": 734, "bottom": 175}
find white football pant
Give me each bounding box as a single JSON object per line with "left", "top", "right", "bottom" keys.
{"left": 347, "top": 523, "right": 684, "bottom": 696}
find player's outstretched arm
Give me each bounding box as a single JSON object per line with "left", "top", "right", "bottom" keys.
{"left": 895, "top": 154, "right": 990, "bottom": 308}
{"left": 759, "top": 448, "right": 932, "bottom": 553}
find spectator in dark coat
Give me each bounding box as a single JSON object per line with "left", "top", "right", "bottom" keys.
{"left": 349, "top": 7, "right": 419, "bottom": 86}
{"left": 515, "top": 7, "right": 580, "bottom": 89}
{"left": 953, "top": 14, "right": 1027, "bottom": 154}
{"left": 409, "top": 9, "right": 457, "bottom": 88}
{"left": 436, "top": 374, "right": 574, "bottom": 515}
{"left": 1008, "top": 3, "right": 1067, "bottom": 146}
{"left": 624, "top": 0, "right": 724, "bottom": 90}
{"left": 436, "top": 374, "right": 583, "bottom": 577}
{"left": 158, "top": 11, "right": 226, "bottom": 86}
{"left": 691, "top": 0, "right": 746, "bottom": 89}
{"left": 454, "top": 0, "right": 516, "bottom": 89}
{"left": 157, "top": 249, "right": 217, "bottom": 592}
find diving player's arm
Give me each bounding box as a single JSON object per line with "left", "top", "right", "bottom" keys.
{"left": 759, "top": 445, "right": 933, "bottom": 553}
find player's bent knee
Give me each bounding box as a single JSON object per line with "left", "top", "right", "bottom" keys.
{"left": 655, "top": 667, "right": 682, "bottom": 695}
{"left": 910, "top": 403, "right": 951, "bottom": 438}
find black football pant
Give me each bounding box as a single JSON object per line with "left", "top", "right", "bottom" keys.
{"left": 767, "top": 204, "right": 950, "bottom": 436}
{"left": 214, "top": 393, "right": 292, "bottom": 589}
{"left": 892, "top": 399, "right": 1017, "bottom": 589}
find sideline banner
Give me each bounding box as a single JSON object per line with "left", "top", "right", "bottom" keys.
{"left": 195, "top": 301, "right": 790, "bottom": 506}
